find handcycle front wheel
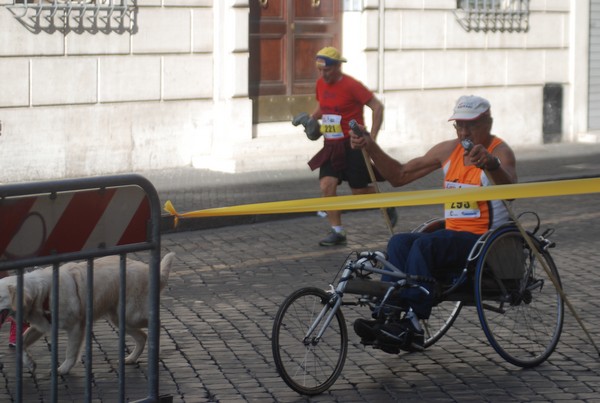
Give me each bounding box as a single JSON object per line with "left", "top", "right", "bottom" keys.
{"left": 475, "top": 226, "right": 564, "bottom": 368}
{"left": 271, "top": 287, "right": 348, "bottom": 396}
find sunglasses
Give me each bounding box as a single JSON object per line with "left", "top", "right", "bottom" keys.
{"left": 453, "top": 120, "right": 486, "bottom": 131}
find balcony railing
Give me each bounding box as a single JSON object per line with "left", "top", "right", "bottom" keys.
{"left": 454, "top": 0, "right": 529, "bottom": 33}
{"left": 5, "top": 0, "right": 137, "bottom": 34}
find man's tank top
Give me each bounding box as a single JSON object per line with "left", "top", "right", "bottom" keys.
{"left": 442, "top": 137, "right": 509, "bottom": 235}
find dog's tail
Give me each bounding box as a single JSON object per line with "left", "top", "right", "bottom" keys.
{"left": 159, "top": 252, "right": 176, "bottom": 290}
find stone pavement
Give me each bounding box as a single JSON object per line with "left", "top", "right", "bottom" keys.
{"left": 1, "top": 142, "right": 600, "bottom": 402}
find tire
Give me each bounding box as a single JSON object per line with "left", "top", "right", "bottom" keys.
{"left": 271, "top": 287, "right": 348, "bottom": 395}
{"left": 474, "top": 227, "right": 564, "bottom": 368}
{"left": 422, "top": 300, "right": 463, "bottom": 348}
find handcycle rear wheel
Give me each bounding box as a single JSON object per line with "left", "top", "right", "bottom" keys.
{"left": 475, "top": 226, "right": 564, "bottom": 367}
{"left": 271, "top": 287, "right": 348, "bottom": 396}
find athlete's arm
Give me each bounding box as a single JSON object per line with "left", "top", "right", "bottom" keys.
{"left": 366, "top": 96, "right": 384, "bottom": 141}
{"left": 351, "top": 133, "right": 456, "bottom": 187}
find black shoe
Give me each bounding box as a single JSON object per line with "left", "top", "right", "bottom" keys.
{"left": 375, "top": 342, "right": 401, "bottom": 355}
{"left": 369, "top": 324, "right": 401, "bottom": 355}
{"left": 353, "top": 319, "right": 380, "bottom": 344}
{"left": 377, "top": 318, "right": 424, "bottom": 352}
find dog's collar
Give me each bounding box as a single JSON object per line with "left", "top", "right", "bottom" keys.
{"left": 43, "top": 297, "right": 52, "bottom": 324}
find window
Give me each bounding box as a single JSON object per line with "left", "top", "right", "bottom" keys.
{"left": 455, "top": 0, "right": 529, "bottom": 32}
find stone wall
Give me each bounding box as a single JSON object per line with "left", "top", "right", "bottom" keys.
{"left": 0, "top": 0, "right": 586, "bottom": 181}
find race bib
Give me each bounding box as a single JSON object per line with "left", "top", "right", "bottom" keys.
{"left": 444, "top": 181, "right": 480, "bottom": 219}
{"left": 321, "top": 114, "right": 344, "bottom": 139}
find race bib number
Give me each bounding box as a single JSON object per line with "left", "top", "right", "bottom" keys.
{"left": 444, "top": 181, "right": 480, "bottom": 219}
{"left": 321, "top": 114, "right": 344, "bottom": 139}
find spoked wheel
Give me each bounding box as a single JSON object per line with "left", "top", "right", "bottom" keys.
{"left": 422, "top": 300, "right": 463, "bottom": 348}
{"left": 271, "top": 287, "right": 348, "bottom": 396}
{"left": 475, "top": 227, "right": 564, "bottom": 367}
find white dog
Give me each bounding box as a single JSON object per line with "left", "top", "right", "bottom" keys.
{"left": 0, "top": 252, "right": 175, "bottom": 375}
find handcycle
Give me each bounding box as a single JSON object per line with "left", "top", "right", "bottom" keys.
{"left": 271, "top": 213, "right": 564, "bottom": 396}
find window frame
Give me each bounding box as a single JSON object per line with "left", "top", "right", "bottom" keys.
{"left": 455, "top": 0, "right": 530, "bottom": 33}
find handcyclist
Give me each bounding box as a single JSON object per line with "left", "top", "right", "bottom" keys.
{"left": 349, "top": 95, "right": 518, "bottom": 353}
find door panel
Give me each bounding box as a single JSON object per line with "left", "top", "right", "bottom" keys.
{"left": 249, "top": 0, "right": 342, "bottom": 123}
{"left": 294, "top": 0, "right": 336, "bottom": 18}
{"left": 256, "top": 37, "right": 286, "bottom": 95}
{"left": 249, "top": 0, "right": 287, "bottom": 97}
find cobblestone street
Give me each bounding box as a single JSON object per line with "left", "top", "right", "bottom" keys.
{"left": 1, "top": 144, "right": 600, "bottom": 402}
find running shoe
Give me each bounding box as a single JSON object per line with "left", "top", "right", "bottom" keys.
{"left": 319, "top": 230, "right": 347, "bottom": 246}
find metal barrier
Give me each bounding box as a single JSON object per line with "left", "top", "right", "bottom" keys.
{"left": 0, "top": 174, "right": 169, "bottom": 403}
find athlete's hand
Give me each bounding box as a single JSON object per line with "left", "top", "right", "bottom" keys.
{"left": 350, "top": 123, "right": 372, "bottom": 150}
{"left": 464, "top": 143, "right": 493, "bottom": 169}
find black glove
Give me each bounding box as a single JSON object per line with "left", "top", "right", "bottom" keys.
{"left": 292, "top": 112, "right": 322, "bottom": 141}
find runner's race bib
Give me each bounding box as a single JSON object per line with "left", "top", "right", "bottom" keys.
{"left": 321, "top": 114, "right": 344, "bottom": 139}
{"left": 444, "top": 181, "right": 481, "bottom": 218}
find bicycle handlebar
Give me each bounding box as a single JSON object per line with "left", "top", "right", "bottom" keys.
{"left": 357, "top": 251, "right": 387, "bottom": 260}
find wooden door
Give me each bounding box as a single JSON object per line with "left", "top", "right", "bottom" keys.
{"left": 249, "top": 0, "right": 342, "bottom": 123}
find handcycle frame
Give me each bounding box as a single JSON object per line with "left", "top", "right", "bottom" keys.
{"left": 271, "top": 216, "right": 565, "bottom": 396}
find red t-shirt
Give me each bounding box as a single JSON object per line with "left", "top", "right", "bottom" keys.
{"left": 315, "top": 74, "right": 374, "bottom": 140}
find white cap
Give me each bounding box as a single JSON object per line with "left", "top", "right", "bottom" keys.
{"left": 448, "top": 95, "right": 491, "bottom": 121}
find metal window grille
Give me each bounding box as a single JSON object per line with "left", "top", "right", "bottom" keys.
{"left": 455, "top": 0, "right": 529, "bottom": 32}
{"left": 5, "top": 0, "right": 137, "bottom": 34}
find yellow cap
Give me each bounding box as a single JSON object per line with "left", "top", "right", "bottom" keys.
{"left": 315, "top": 47, "right": 347, "bottom": 65}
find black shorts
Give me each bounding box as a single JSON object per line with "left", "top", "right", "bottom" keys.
{"left": 319, "top": 147, "right": 374, "bottom": 189}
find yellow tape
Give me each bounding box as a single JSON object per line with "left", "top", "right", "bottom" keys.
{"left": 164, "top": 178, "right": 600, "bottom": 221}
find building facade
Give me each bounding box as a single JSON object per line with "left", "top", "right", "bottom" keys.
{"left": 0, "top": 0, "right": 595, "bottom": 182}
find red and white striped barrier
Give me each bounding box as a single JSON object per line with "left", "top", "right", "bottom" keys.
{"left": 0, "top": 186, "right": 150, "bottom": 260}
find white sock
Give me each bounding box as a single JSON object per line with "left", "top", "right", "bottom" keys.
{"left": 332, "top": 226, "right": 344, "bottom": 233}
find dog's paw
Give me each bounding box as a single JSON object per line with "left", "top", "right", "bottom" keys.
{"left": 56, "top": 356, "right": 79, "bottom": 375}
{"left": 56, "top": 364, "right": 72, "bottom": 376}
{"left": 124, "top": 356, "right": 138, "bottom": 365}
